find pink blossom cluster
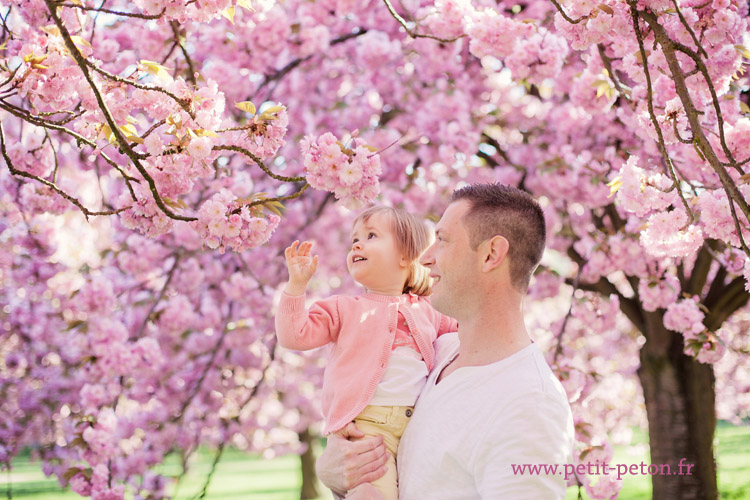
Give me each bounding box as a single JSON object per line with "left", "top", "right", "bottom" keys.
{"left": 19, "top": 183, "right": 70, "bottom": 215}
{"left": 132, "top": 0, "right": 235, "bottom": 22}
{"left": 696, "top": 189, "right": 750, "bottom": 247}
{"left": 694, "top": 331, "right": 727, "bottom": 365}
{"left": 637, "top": 273, "right": 680, "bottom": 312}
{"left": 6, "top": 135, "right": 54, "bottom": 177}
{"left": 464, "top": 9, "right": 534, "bottom": 59}
{"left": 529, "top": 271, "right": 566, "bottom": 300}
{"left": 640, "top": 209, "right": 704, "bottom": 259}
{"left": 724, "top": 118, "right": 750, "bottom": 163}
{"left": 190, "top": 189, "right": 281, "bottom": 252}
{"left": 118, "top": 183, "right": 176, "bottom": 238}
{"left": 417, "top": 0, "right": 472, "bottom": 40}
{"left": 664, "top": 296, "right": 706, "bottom": 340}
{"left": 300, "top": 132, "right": 382, "bottom": 209}
{"left": 505, "top": 30, "right": 569, "bottom": 84}
{"left": 231, "top": 106, "right": 290, "bottom": 159}
{"left": 69, "top": 463, "right": 125, "bottom": 499}
{"left": 615, "top": 156, "right": 677, "bottom": 218}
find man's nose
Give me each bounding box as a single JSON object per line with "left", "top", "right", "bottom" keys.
{"left": 420, "top": 244, "right": 435, "bottom": 267}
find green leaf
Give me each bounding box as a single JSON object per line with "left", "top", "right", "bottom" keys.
{"left": 735, "top": 44, "right": 750, "bottom": 59}
{"left": 262, "top": 105, "right": 285, "bottom": 114}
{"left": 606, "top": 176, "right": 623, "bottom": 197}
{"left": 62, "top": 467, "right": 83, "bottom": 482}
{"left": 237, "top": 0, "right": 254, "bottom": 10}
{"left": 139, "top": 59, "right": 171, "bottom": 80}
{"left": 235, "top": 101, "right": 256, "bottom": 115}
{"left": 221, "top": 6, "right": 235, "bottom": 23}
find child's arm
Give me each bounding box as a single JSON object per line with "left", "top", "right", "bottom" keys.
{"left": 423, "top": 296, "right": 458, "bottom": 336}
{"left": 275, "top": 241, "right": 338, "bottom": 350}
{"left": 437, "top": 311, "right": 458, "bottom": 336}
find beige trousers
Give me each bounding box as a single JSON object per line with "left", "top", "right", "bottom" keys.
{"left": 351, "top": 405, "right": 414, "bottom": 500}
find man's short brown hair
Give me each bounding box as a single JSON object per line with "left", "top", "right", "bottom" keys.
{"left": 451, "top": 183, "right": 546, "bottom": 291}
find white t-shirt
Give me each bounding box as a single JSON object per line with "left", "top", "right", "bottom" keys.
{"left": 369, "top": 347, "right": 428, "bottom": 407}
{"left": 397, "top": 332, "right": 574, "bottom": 499}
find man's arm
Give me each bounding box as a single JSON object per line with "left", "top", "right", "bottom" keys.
{"left": 316, "top": 422, "right": 389, "bottom": 497}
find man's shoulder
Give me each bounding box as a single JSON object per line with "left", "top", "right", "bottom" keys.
{"left": 481, "top": 344, "right": 570, "bottom": 407}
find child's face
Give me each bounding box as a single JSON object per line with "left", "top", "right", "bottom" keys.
{"left": 347, "top": 212, "right": 409, "bottom": 295}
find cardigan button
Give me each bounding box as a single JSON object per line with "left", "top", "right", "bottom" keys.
{"left": 405, "top": 409, "right": 413, "bottom": 417}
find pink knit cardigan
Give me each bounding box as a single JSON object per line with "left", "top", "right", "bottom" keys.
{"left": 275, "top": 292, "right": 458, "bottom": 434}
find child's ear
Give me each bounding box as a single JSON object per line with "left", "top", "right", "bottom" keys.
{"left": 400, "top": 254, "right": 409, "bottom": 268}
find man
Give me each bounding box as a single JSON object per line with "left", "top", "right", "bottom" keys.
{"left": 317, "top": 183, "right": 574, "bottom": 499}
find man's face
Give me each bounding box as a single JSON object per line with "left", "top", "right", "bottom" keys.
{"left": 420, "top": 200, "right": 477, "bottom": 318}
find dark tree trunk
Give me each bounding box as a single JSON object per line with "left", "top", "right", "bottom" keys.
{"left": 299, "top": 427, "right": 319, "bottom": 500}
{"left": 637, "top": 312, "right": 717, "bottom": 500}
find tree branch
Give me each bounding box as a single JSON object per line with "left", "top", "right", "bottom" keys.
{"left": 704, "top": 276, "right": 750, "bottom": 331}
{"left": 568, "top": 247, "right": 646, "bottom": 333}
{"left": 176, "top": 302, "right": 235, "bottom": 420}
{"left": 670, "top": 0, "right": 707, "bottom": 58}
{"left": 170, "top": 21, "right": 196, "bottom": 85}
{"left": 639, "top": 8, "right": 750, "bottom": 236}
{"left": 382, "top": 0, "right": 466, "bottom": 42}
{"left": 84, "top": 59, "right": 194, "bottom": 118}
{"left": 231, "top": 183, "right": 310, "bottom": 214}
{"left": 45, "top": 0, "right": 195, "bottom": 222}
{"left": 212, "top": 145, "right": 305, "bottom": 182}
{"left": 1, "top": 123, "right": 130, "bottom": 220}
{"left": 1, "top": 92, "right": 139, "bottom": 201}
{"left": 685, "top": 242, "right": 715, "bottom": 295}
{"left": 627, "top": 2, "right": 695, "bottom": 222}
{"left": 251, "top": 28, "right": 368, "bottom": 101}
{"left": 131, "top": 253, "right": 181, "bottom": 340}
{"left": 59, "top": 3, "right": 165, "bottom": 19}
{"left": 547, "top": 0, "right": 586, "bottom": 24}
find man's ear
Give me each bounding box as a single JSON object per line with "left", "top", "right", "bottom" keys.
{"left": 480, "top": 235, "right": 509, "bottom": 272}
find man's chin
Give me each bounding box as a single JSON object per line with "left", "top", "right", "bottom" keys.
{"left": 430, "top": 291, "right": 449, "bottom": 314}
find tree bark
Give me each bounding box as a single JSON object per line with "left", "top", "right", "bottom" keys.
{"left": 637, "top": 312, "right": 717, "bottom": 500}
{"left": 299, "top": 427, "right": 320, "bottom": 500}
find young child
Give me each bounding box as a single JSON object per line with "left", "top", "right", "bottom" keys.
{"left": 275, "top": 206, "right": 457, "bottom": 500}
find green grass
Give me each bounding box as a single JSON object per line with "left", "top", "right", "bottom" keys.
{"left": 565, "top": 421, "right": 750, "bottom": 500}
{"left": 2, "top": 423, "right": 748, "bottom": 500}
{"left": 0, "top": 446, "right": 332, "bottom": 500}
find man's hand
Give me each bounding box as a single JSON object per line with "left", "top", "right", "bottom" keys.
{"left": 316, "top": 422, "right": 389, "bottom": 496}
{"left": 284, "top": 240, "right": 318, "bottom": 296}
{"left": 346, "top": 483, "right": 385, "bottom": 500}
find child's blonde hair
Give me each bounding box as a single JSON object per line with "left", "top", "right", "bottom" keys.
{"left": 353, "top": 206, "right": 433, "bottom": 296}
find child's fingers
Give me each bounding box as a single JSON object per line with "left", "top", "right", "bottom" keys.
{"left": 311, "top": 255, "right": 319, "bottom": 274}
{"left": 286, "top": 240, "right": 300, "bottom": 258}
{"left": 299, "top": 240, "right": 313, "bottom": 257}
{"left": 284, "top": 244, "right": 295, "bottom": 261}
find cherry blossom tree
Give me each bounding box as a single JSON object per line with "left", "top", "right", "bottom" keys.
{"left": 1, "top": 0, "right": 749, "bottom": 499}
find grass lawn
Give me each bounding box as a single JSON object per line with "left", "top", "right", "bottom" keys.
{"left": 564, "top": 421, "right": 750, "bottom": 499}
{"left": 2, "top": 422, "right": 748, "bottom": 499}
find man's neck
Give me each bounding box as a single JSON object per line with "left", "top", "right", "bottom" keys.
{"left": 436, "top": 313, "right": 531, "bottom": 383}
{"left": 457, "top": 315, "right": 530, "bottom": 363}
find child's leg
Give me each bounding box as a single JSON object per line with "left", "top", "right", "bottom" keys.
{"left": 351, "top": 405, "right": 413, "bottom": 500}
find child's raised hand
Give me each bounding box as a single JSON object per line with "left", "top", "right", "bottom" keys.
{"left": 284, "top": 240, "right": 319, "bottom": 296}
